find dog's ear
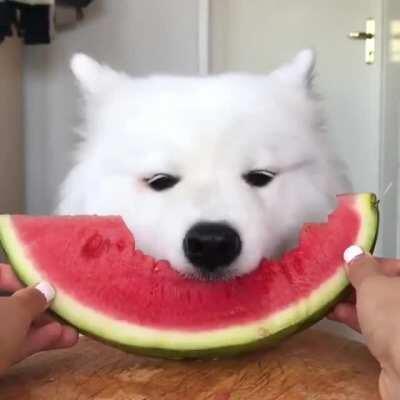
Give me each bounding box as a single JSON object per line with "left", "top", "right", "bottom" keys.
{"left": 274, "top": 49, "right": 316, "bottom": 90}
{"left": 70, "top": 53, "right": 123, "bottom": 95}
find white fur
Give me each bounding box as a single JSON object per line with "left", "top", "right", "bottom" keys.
{"left": 57, "top": 50, "right": 350, "bottom": 278}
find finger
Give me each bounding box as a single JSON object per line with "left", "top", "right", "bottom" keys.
{"left": 376, "top": 258, "right": 400, "bottom": 277}
{"left": 32, "top": 312, "right": 57, "bottom": 328}
{"left": 41, "top": 326, "right": 79, "bottom": 351}
{"left": 328, "top": 303, "right": 361, "bottom": 332}
{"left": 379, "top": 370, "right": 400, "bottom": 400}
{"left": 18, "top": 325, "right": 79, "bottom": 361}
{"left": 343, "top": 246, "right": 384, "bottom": 289}
{"left": 12, "top": 282, "right": 55, "bottom": 320}
{"left": 0, "top": 264, "right": 24, "bottom": 292}
{"left": 18, "top": 322, "right": 63, "bottom": 361}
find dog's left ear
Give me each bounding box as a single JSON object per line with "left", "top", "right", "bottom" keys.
{"left": 274, "top": 49, "right": 316, "bottom": 90}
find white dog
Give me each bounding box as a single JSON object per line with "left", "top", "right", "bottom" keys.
{"left": 57, "top": 50, "right": 350, "bottom": 280}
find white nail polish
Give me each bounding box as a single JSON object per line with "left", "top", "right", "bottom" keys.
{"left": 35, "top": 281, "right": 55, "bottom": 303}
{"left": 343, "top": 245, "right": 364, "bottom": 263}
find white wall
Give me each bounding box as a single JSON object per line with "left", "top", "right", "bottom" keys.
{"left": 24, "top": 0, "right": 199, "bottom": 214}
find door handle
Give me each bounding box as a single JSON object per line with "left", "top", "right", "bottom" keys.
{"left": 348, "top": 32, "right": 374, "bottom": 40}
{"left": 348, "top": 18, "right": 376, "bottom": 64}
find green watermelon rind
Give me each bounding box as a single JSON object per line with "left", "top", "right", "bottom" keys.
{"left": 0, "top": 193, "right": 379, "bottom": 359}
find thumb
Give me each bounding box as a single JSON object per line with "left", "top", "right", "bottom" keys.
{"left": 11, "top": 282, "right": 55, "bottom": 320}
{"left": 343, "top": 245, "right": 384, "bottom": 289}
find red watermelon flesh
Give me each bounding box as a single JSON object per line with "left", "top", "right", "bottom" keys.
{"left": 0, "top": 193, "right": 378, "bottom": 358}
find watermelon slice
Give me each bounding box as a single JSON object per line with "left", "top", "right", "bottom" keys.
{"left": 0, "top": 193, "right": 378, "bottom": 359}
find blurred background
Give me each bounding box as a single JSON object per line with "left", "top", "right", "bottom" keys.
{"left": 0, "top": 0, "right": 399, "bottom": 336}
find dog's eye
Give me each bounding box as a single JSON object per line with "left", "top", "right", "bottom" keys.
{"left": 243, "top": 170, "right": 276, "bottom": 187}
{"left": 145, "top": 174, "right": 180, "bottom": 191}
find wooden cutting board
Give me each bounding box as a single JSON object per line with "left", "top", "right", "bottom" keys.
{"left": 1, "top": 329, "right": 381, "bottom": 400}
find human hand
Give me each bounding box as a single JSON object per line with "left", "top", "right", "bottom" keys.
{"left": 328, "top": 252, "right": 400, "bottom": 332}
{"left": 329, "top": 247, "right": 400, "bottom": 400}
{"left": 0, "top": 263, "right": 78, "bottom": 374}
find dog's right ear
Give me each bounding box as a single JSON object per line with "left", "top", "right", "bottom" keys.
{"left": 70, "top": 53, "right": 122, "bottom": 95}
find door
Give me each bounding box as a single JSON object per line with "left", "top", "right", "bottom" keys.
{"left": 207, "top": 0, "right": 392, "bottom": 248}
{"left": 205, "top": 0, "right": 398, "bottom": 340}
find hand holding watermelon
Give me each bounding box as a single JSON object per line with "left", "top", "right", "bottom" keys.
{"left": 330, "top": 247, "right": 400, "bottom": 400}
{"left": 0, "top": 264, "right": 78, "bottom": 374}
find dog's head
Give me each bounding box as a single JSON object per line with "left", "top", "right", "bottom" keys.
{"left": 58, "top": 50, "right": 350, "bottom": 280}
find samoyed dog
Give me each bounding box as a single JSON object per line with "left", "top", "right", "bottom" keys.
{"left": 57, "top": 50, "right": 350, "bottom": 280}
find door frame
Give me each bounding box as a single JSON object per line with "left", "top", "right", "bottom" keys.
{"left": 198, "top": 0, "right": 210, "bottom": 75}
{"left": 380, "top": 0, "right": 400, "bottom": 257}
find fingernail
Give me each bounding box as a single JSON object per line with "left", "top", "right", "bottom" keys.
{"left": 35, "top": 281, "right": 55, "bottom": 303}
{"left": 343, "top": 245, "right": 364, "bottom": 264}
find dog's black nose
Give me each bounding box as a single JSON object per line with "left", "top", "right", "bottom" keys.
{"left": 183, "top": 223, "right": 241, "bottom": 272}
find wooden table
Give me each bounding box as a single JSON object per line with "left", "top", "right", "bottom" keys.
{"left": 1, "top": 329, "right": 381, "bottom": 400}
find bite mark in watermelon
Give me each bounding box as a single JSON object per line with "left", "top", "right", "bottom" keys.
{"left": 0, "top": 193, "right": 378, "bottom": 359}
